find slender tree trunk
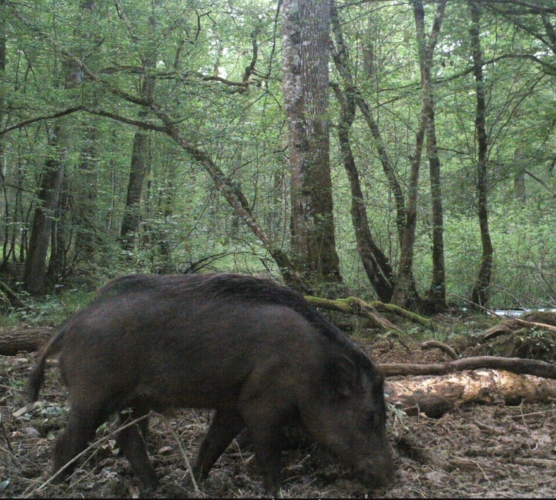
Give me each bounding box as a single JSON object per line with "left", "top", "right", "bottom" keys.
{"left": 73, "top": 0, "right": 100, "bottom": 265}
{"left": 392, "top": 0, "right": 447, "bottom": 311}
{"left": 329, "top": 3, "right": 395, "bottom": 301}
{"left": 282, "top": 0, "right": 342, "bottom": 289}
{"left": 422, "top": 3, "right": 447, "bottom": 312}
{"left": 120, "top": 109, "right": 150, "bottom": 252}
{"left": 23, "top": 124, "right": 65, "bottom": 295}
{"left": 469, "top": 0, "right": 493, "bottom": 307}
{"left": 119, "top": 3, "right": 156, "bottom": 253}
{"left": 154, "top": 144, "right": 179, "bottom": 274}
{"left": 73, "top": 123, "right": 99, "bottom": 263}
{"left": 333, "top": 83, "right": 395, "bottom": 301}
{"left": 23, "top": 49, "right": 85, "bottom": 295}
{"left": 0, "top": 3, "right": 7, "bottom": 263}
{"left": 46, "top": 181, "right": 71, "bottom": 286}
{"left": 427, "top": 110, "right": 446, "bottom": 312}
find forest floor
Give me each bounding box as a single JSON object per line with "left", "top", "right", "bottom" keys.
{"left": 1, "top": 319, "right": 556, "bottom": 498}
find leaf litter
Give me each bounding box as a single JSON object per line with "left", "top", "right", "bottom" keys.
{"left": 1, "top": 338, "right": 555, "bottom": 498}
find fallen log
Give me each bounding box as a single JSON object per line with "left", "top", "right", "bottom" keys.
{"left": 305, "top": 295, "right": 401, "bottom": 331}
{"left": 0, "top": 327, "right": 53, "bottom": 356}
{"left": 482, "top": 317, "right": 556, "bottom": 342}
{"left": 0, "top": 280, "right": 28, "bottom": 310}
{"left": 386, "top": 369, "right": 556, "bottom": 418}
{"left": 305, "top": 295, "right": 433, "bottom": 331}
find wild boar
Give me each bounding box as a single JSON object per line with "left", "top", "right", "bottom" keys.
{"left": 27, "top": 273, "right": 393, "bottom": 494}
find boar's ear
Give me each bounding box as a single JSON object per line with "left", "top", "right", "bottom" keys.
{"left": 328, "top": 354, "right": 358, "bottom": 397}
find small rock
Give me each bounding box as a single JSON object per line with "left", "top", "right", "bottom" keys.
{"left": 22, "top": 427, "right": 40, "bottom": 438}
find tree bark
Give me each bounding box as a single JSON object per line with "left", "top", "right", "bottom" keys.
{"left": 72, "top": 0, "right": 100, "bottom": 265}
{"left": 426, "top": 99, "right": 446, "bottom": 312}
{"left": 282, "top": 0, "right": 342, "bottom": 288}
{"left": 469, "top": 0, "right": 494, "bottom": 308}
{"left": 422, "top": 1, "right": 448, "bottom": 313}
{"left": 0, "top": 1, "right": 8, "bottom": 263}
{"left": 119, "top": 3, "right": 156, "bottom": 253}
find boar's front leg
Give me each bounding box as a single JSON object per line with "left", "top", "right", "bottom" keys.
{"left": 117, "top": 403, "right": 158, "bottom": 490}
{"left": 239, "top": 400, "right": 285, "bottom": 496}
{"left": 193, "top": 408, "right": 245, "bottom": 481}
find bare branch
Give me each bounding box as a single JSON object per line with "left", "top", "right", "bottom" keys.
{"left": 0, "top": 107, "right": 83, "bottom": 136}
{"left": 82, "top": 108, "right": 167, "bottom": 132}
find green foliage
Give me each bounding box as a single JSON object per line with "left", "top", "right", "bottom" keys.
{"left": 0, "top": 0, "right": 555, "bottom": 312}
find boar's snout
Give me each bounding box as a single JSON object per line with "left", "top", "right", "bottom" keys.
{"left": 355, "top": 453, "right": 394, "bottom": 489}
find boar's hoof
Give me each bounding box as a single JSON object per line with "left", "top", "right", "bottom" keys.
{"left": 140, "top": 476, "right": 160, "bottom": 492}
{"left": 357, "top": 469, "right": 392, "bottom": 490}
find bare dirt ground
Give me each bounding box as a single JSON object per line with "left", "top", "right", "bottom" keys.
{"left": 1, "top": 333, "right": 555, "bottom": 498}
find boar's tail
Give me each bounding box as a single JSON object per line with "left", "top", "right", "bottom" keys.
{"left": 26, "top": 328, "right": 65, "bottom": 402}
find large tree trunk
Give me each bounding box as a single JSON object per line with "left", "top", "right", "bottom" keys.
{"left": 282, "top": 0, "right": 343, "bottom": 289}
{"left": 469, "top": 0, "right": 494, "bottom": 308}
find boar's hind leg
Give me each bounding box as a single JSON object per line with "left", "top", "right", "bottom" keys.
{"left": 117, "top": 404, "right": 158, "bottom": 490}
{"left": 193, "top": 408, "right": 245, "bottom": 482}
{"left": 52, "top": 407, "right": 106, "bottom": 484}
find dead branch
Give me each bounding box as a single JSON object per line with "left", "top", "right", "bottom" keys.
{"left": 305, "top": 295, "right": 432, "bottom": 331}
{"left": 421, "top": 340, "right": 458, "bottom": 359}
{"left": 0, "top": 280, "right": 29, "bottom": 310}
{"left": 482, "top": 317, "right": 556, "bottom": 342}
{"left": 379, "top": 355, "right": 556, "bottom": 379}
{"left": 305, "top": 295, "right": 401, "bottom": 331}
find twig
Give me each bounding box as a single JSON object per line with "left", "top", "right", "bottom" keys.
{"left": 510, "top": 408, "right": 556, "bottom": 419}
{"left": 161, "top": 415, "right": 199, "bottom": 492}
{"left": 22, "top": 414, "right": 149, "bottom": 497}
{"left": 421, "top": 340, "right": 458, "bottom": 360}
{"left": 514, "top": 457, "right": 556, "bottom": 468}
{"left": 0, "top": 415, "right": 14, "bottom": 452}
{"left": 451, "top": 294, "right": 502, "bottom": 317}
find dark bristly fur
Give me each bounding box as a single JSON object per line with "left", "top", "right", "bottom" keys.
{"left": 95, "top": 273, "right": 378, "bottom": 372}
{"left": 27, "top": 273, "right": 392, "bottom": 495}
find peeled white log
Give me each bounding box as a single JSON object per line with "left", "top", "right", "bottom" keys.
{"left": 385, "top": 369, "right": 556, "bottom": 418}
